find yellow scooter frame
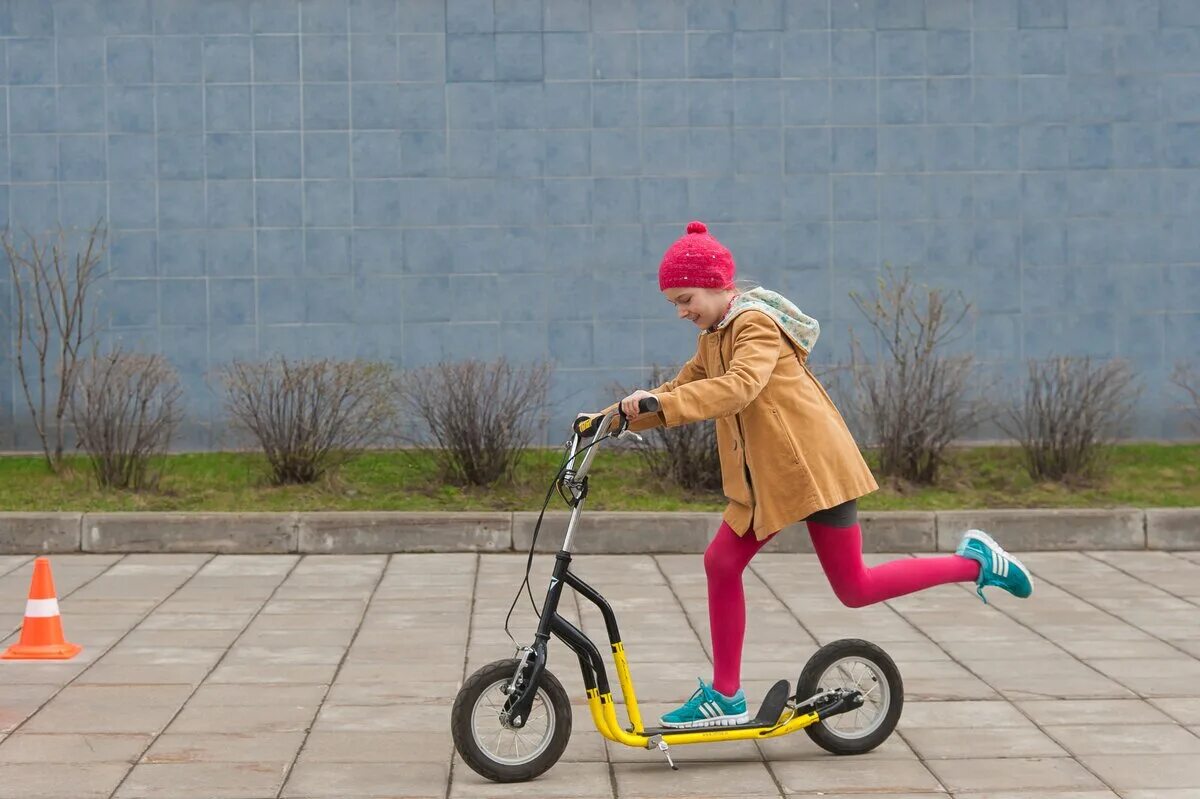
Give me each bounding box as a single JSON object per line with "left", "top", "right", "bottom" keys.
{"left": 587, "top": 646, "right": 823, "bottom": 747}
{"left": 524, "top": 551, "right": 859, "bottom": 760}
{"left": 487, "top": 400, "right": 880, "bottom": 773}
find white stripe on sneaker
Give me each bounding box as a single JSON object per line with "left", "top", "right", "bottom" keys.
{"left": 964, "top": 528, "right": 1033, "bottom": 593}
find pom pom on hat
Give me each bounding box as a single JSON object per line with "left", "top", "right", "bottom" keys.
{"left": 658, "top": 220, "right": 736, "bottom": 291}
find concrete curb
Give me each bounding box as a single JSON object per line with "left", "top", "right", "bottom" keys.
{"left": 297, "top": 512, "right": 511, "bottom": 553}
{"left": 84, "top": 513, "right": 297, "bottom": 554}
{"left": 0, "top": 513, "right": 83, "bottom": 554}
{"left": 0, "top": 508, "right": 1194, "bottom": 554}
{"left": 513, "top": 512, "right": 723, "bottom": 554}
{"left": 935, "top": 508, "right": 1147, "bottom": 552}
{"left": 1146, "top": 508, "right": 1200, "bottom": 550}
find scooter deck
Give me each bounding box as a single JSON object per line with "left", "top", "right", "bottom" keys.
{"left": 639, "top": 679, "right": 792, "bottom": 736}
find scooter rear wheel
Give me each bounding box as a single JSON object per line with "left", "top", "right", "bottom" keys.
{"left": 798, "top": 639, "right": 903, "bottom": 755}
{"left": 452, "top": 658, "right": 572, "bottom": 782}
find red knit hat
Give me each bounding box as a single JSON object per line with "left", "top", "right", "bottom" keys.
{"left": 658, "top": 221, "right": 736, "bottom": 291}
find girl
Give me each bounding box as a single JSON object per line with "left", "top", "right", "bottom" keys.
{"left": 606, "top": 221, "right": 1032, "bottom": 729}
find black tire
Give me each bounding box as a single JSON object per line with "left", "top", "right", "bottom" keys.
{"left": 451, "top": 658, "right": 572, "bottom": 783}
{"left": 798, "top": 638, "right": 903, "bottom": 755}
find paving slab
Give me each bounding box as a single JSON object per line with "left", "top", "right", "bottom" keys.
{"left": 283, "top": 760, "right": 449, "bottom": 798}
{"left": 0, "top": 552, "right": 1196, "bottom": 797}
{"left": 613, "top": 760, "right": 777, "bottom": 797}
{"left": 0, "top": 761, "right": 129, "bottom": 799}
{"left": 926, "top": 756, "right": 1106, "bottom": 793}
{"left": 0, "top": 732, "right": 150, "bottom": 763}
{"left": 115, "top": 762, "right": 290, "bottom": 798}
{"left": 902, "top": 724, "right": 1070, "bottom": 759}
{"left": 141, "top": 731, "right": 308, "bottom": 763}
{"left": 945, "top": 793, "right": 1119, "bottom": 799}
{"left": 1076, "top": 753, "right": 1200, "bottom": 791}
{"left": 772, "top": 758, "right": 944, "bottom": 794}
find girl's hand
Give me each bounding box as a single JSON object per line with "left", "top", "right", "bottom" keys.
{"left": 620, "top": 390, "right": 657, "bottom": 420}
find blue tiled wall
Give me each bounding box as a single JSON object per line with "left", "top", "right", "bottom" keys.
{"left": 1, "top": 0, "right": 1199, "bottom": 448}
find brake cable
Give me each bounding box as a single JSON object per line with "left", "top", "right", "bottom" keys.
{"left": 502, "top": 424, "right": 616, "bottom": 647}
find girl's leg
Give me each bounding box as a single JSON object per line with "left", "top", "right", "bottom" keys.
{"left": 705, "top": 521, "right": 774, "bottom": 696}
{"left": 807, "top": 500, "right": 979, "bottom": 608}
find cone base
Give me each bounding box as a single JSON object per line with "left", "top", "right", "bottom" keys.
{"left": 1, "top": 641, "right": 82, "bottom": 660}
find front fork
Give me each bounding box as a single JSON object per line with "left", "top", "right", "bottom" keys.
{"left": 500, "top": 643, "right": 544, "bottom": 728}
{"left": 503, "top": 551, "right": 618, "bottom": 731}
{"left": 501, "top": 553, "right": 572, "bottom": 729}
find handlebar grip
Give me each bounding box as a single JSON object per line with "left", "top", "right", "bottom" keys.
{"left": 638, "top": 396, "right": 661, "bottom": 414}
{"left": 573, "top": 414, "right": 601, "bottom": 437}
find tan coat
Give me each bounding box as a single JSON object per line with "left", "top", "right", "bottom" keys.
{"left": 614, "top": 310, "right": 878, "bottom": 540}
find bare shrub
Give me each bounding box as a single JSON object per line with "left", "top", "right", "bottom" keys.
{"left": 220, "top": 357, "right": 399, "bottom": 485}
{"left": 614, "top": 367, "right": 722, "bottom": 491}
{"left": 398, "top": 359, "right": 551, "bottom": 486}
{"left": 1172, "top": 362, "right": 1200, "bottom": 434}
{"left": 2, "top": 223, "right": 107, "bottom": 471}
{"left": 70, "top": 348, "right": 182, "bottom": 490}
{"left": 1001, "top": 357, "right": 1139, "bottom": 482}
{"left": 848, "top": 268, "right": 986, "bottom": 485}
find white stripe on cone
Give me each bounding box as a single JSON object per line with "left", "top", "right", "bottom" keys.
{"left": 25, "top": 598, "right": 60, "bottom": 618}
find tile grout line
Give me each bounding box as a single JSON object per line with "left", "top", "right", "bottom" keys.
{"left": 650, "top": 554, "right": 715, "bottom": 675}
{"left": 756, "top": 553, "right": 1114, "bottom": 794}
{"left": 2, "top": 553, "right": 132, "bottom": 660}
{"left": 565, "top": 564, "right": 621, "bottom": 799}
{"left": 445, "top": 550, "right": 481, "bottom": 799}
{"left": 275, "top": 553, "right": 392, "bottom": 799}
{"left": 1030, "top": 553, "right": 1200, "bottom": 665}
{"left": 888, "top": 553, "right": 1129, "bottom": 793}
{"left": 650, "top": 554, "right": 784, "bottom": 799}
{"left": 747, "top": 558, "right": 823, "bottom": 652}
{"left": 0, "top": 554, "right": 34, "bottom": 582}
{"left": 2, "top": 553, "right": 216, "bottom": 781}
{"left": 1165, "top": 550, "right": 1200, "bottom": 570}
{"left": 747, "top": 555, "right": 841, "bottom": 799}
{"left": 1029, "top": 553, "right": 1200, "bottom": 742}
{"left": 1081, "top": 549, "right": 1200, "bottom": 611}
{"left": 101, "top": 552, "right": 287, "bottom": 799}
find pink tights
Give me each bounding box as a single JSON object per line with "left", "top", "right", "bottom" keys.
{"left": 705, "top": 519, "right": 979, "bottom": 697}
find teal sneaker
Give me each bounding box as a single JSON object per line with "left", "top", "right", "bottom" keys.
{"left": 956, "top": 529, "right": 1034, "bottom": 604}
{"left": 660, "top": 679, "right": 749, "bottom": 729}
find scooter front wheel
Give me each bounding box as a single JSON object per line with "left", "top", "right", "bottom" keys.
{"left": 452, "top": 658, "right": 572, "bottom": 782}
{"left": 798, "top": 638, "right": 903, "bottom": 755}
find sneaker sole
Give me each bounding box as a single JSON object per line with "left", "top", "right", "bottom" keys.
{"left": 962, "top": 529, "right": 1034, "bottom": 595}
{"left": 659, "top": 712, "right": 750, "bottom": 729}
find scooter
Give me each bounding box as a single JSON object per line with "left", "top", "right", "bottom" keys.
{"left": 451, "top": 397, "right": 904, "bottom": 783}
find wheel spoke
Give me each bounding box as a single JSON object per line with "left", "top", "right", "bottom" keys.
{"left": 851, "top": 664, "right": 869, "bottom": 693}
{"left": 836, "top": 664, "right": 854, "bottom": 686}
{"left": 471, "top": 678, "right": 557, "bottom": 766}
{"left": 815, "top": 656, "right": 890, "bottom": 741}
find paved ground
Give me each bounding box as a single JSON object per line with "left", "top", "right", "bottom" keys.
{"left": 0, "top": 550, "right": 1199, "bottom": 798}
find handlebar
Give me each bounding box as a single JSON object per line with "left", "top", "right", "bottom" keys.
{"left": 572, "top": 396, "right": 661, "bottom": 437}
{"left": 636, "top": 395, "right": 661, "bottom": 414}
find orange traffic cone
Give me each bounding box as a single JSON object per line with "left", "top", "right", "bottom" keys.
{"left": 2, "top": 557, "right": 82, "bottom": 660}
